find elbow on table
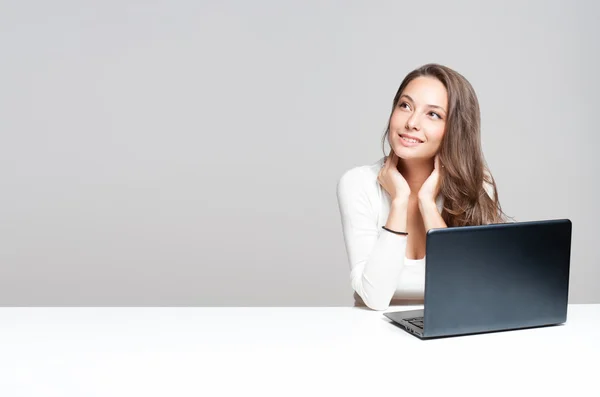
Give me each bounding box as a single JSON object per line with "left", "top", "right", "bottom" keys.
{"left": 366, "top": 302, "right": 390, "bottom": 311}
{"left": 358, "top": 292, "right": 392, "bottom": 311}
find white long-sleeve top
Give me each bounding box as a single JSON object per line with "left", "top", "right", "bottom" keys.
{"left": 336, "top": 157, "right": 440, "bottom": 310}
{"left": 336, "top": 156, "right": 497, "bottom": 311}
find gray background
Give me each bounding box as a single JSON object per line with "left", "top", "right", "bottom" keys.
{"left": 1, "top": 0, "right": 598, "bottom": 306}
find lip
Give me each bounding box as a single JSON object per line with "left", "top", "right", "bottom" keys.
{"left": 398, "top": 133, "right": 424, "bottom": 147}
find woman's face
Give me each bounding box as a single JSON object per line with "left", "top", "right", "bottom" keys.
{"left": 388, "top": 76, "right": 448, "bottom": 160}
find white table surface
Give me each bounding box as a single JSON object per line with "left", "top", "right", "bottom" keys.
{"left": 0, "top": 304, "right": 598, "bottom": 397}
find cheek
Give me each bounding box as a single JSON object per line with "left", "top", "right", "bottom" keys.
{"left": 427, "top": 124, "right": 446, "bottom": 144}
{"left": 389, "top": 111, "right": 406, "bottom": 129}
{"left": 423, "top": 125, "right": 445, "bottom": 154}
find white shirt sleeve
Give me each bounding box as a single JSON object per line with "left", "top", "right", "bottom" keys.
{"left": 336, "top": 167, "right": 407, "bottom": 311}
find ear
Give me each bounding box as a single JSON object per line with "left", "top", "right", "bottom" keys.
{"left": 434, "top": 154, "right": 441, "bottom": 170}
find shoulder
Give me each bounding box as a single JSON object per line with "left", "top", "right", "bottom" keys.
{"left": 336, "top": 157, "right": 385, "bottom": 197}
{"left": 482, "top": 169, "right": 496, "bottom": 200}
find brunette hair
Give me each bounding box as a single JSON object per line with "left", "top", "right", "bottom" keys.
{"left": 381, "top": 63, "right": 512, "bottom": 226}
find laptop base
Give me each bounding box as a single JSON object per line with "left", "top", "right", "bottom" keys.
{"left": 384, "top": 309, "right": 425, "bottom": 338}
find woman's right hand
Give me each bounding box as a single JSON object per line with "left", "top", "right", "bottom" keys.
{"left": 378, "top": 150, "right": 411, "bottom": 202}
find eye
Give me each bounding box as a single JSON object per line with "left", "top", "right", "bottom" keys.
{"left": 399, "top": 102, "right": 410, "bottom": 110}
{"left": 429, "top": 111, "right": 442, "bottom": 120}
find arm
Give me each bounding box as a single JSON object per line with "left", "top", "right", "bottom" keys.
{"left": 418, "top": 198, "right": 447, "bottom": 232}
{"left": 336, "top": 169, "right": 409, "bottom": 311}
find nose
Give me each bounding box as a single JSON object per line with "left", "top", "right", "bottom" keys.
{"left": 406, "top": 113, "right": 420, "bottom": 131}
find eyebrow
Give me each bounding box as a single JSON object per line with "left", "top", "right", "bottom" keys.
{"left": 400, "top": 94, "right": 446, "bottom": 113}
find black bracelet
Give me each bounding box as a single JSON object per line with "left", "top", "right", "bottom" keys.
{"left": 382, "top": 226, "right": 408, "bottom": 235}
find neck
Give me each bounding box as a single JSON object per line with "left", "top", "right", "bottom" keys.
{"left": 396, "top": 157, "right": 435, "bottom": 195}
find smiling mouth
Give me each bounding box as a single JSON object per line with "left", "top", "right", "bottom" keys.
{"left": 398, "top": 134, "right": 423, "bottom": 144}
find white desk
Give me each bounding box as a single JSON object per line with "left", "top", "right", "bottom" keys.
{"left": 0, "top": 304, "right": 598, "bottom": 396}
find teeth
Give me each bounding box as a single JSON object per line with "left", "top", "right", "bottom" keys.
{"left": 401, "top": 136, "right": 421, "bottom": 143}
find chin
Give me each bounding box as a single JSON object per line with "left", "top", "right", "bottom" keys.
{"left": 393, "top": 145, "right": 424, "bottom": 160}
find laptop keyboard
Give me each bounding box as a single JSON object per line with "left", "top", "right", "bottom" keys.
{"left": 406, "top": 317, "right": 424, "bottom": 329}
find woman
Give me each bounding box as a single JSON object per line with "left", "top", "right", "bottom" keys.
{"left": 336, "top": 63, "right": 511, "bottom": 311}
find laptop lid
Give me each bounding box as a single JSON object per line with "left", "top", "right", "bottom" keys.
{"left": 422, "top": 219, "right": 572, "bottom": 338}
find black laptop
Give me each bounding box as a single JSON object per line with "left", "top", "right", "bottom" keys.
{"left": 384, "top": 219, "right": 572, "bottom": 339}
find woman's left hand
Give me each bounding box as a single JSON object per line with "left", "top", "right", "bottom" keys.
{"left": 418, "top": 155, "right": 443, "bottom": 203}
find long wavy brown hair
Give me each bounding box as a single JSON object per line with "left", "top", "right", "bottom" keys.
{"left": 381, "top": 63, "right": 512, "bottom": 226}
